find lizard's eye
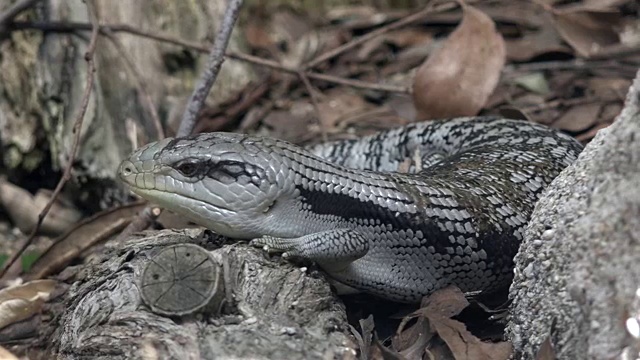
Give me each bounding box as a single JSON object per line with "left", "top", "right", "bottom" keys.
{"left": 176, "top": 161, "right": 200, "bottom": 177}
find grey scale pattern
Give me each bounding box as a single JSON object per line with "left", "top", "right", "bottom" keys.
{"left": 118, "top": 117, "right": 583, "bottom": 303}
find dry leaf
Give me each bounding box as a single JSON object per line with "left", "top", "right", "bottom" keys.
{"left": 505, "top": 13, "right": 571, "bottom": 62}
{"left": 553, "top": 103, "right": 602, "bottom": 132}
{"left": 0, "top": 345, "right": 19, "bottom": 360}
{"left": 262, "top": 102, "right": 317, "bottom": 143}
{"left": 584, "top": 0, "right": 630, "bottom": 7}
{"left": 587, "top": 77, "right": 630, "bottom": 101}
{"left": 0, "top": 280, "right": 57, "bottom": 330}
{"left": 430, "top": 317, "right": 512, "bottom": 360}
{"left": 384, "top": 29, "right": 433, "bottom": 49}
{"left": 394, "top": 315, "right": 434, "bottom": 359}
{"left": 413, "top": 3, "right": 506, "bottom": 120}
{"left": 535, "top": 335, "right": 556, "bottom": 360}
{"left": 420, "top": 286, "right": 470, "bottom": 318}
{"left": 317, "top": 88, "right": 371, "bottom": 129}
{"left": 551, "top": 7, "right": 621, "bottom": 58}
{"left": 397, "top": 287, "right": 513, "bottom": 360}
{"left": 0, "top": 180, "right": 81, "bottom": 236}
{"left": 513, "top": 73, "right": 550, "bottom": 95}
{"left": 326, "top": 6, "right": 394, "bottom": 30}
{"left": 499, "top": 107, "right": 531, "bottom": 121}
{"left": 24, "top": 202, "right": 146, "bottom": 281}
{"left": 576, "top": 122, "right": 611, "bottom": 143}
{"left": 599, "top": 103, "right": 623, "bottom": 123}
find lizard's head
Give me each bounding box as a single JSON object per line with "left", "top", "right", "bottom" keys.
{"left": 118, "top": 133, "right": 298, "bottom": 239}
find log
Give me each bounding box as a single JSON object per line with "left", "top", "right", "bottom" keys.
{"left": 508, "top": 70, "right": 640, "bottom": 359}
{"left": 45, "top": 229, "right": 354, "bottom": 359}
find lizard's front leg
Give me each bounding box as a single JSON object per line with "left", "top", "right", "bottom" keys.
{"left": 250, "top": 229, "right": 370, "bottom": 272}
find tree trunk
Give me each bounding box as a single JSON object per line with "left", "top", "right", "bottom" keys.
{"left": 508, "top": 70, "right": 640, "bottom": 359}
{"left": 0, "top": 0, "right": 255, "bottom": 208}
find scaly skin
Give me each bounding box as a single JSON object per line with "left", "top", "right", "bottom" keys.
{"left": 118, "top": 117, "right": 582, "bottom": 302}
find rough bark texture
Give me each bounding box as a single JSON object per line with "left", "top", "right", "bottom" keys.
{"left": 507, "top": 70, "right": 640, "bottom": 359}
{"left": 0, "top": 0, "right": 254, "bottom": 206}
{"left": 44, "top": 229, "right": 354, "bottom": 359}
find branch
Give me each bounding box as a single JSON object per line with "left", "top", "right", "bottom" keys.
{"left": 303, "top": 0, "right": 452, "bottom": 70}
{"left": 0, "top": 0, "right": 42, "bottom": 29}
{"left": 297, "top": 70, "right": 328, "bottom": 142}
{"left": 114, "top": 0, "right": 244, "bottom": 237}
{"left": 9, "top": 21, "right": 411, "bottom": 94}
{"left": 177, "top": 0, "right": 243, "bottom": 137}
{"left": 103, "top": 29, "right": 164, "bottom": 140}
{"left": 0, "top": 0, "right": 100, "bottom": 279}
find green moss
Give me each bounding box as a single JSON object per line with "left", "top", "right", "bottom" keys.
{"left": 21, "top": 251, "right": 40, "bottom": 272}
{"left": 0, "top": 251, "right": 40, "bottom": 272}
{"left": 3, "top": 146, "right": 23, "bottom": 169}
{"left": 0, "top": 253, "right": 7, "bottom": 270}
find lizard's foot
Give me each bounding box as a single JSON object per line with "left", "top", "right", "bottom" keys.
{"left": 250, "top": 229, "right": 370, "bottom": 270}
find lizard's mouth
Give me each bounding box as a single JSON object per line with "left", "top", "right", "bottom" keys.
{"left": 119, "top": 159, "right": 238, "bottom": 218}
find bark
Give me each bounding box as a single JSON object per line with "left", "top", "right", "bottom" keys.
{"left": 507, "top": 70, "right": 640, "bottom": 359}
{"left": 42, "top": 229, "right": 353, "bottom": 359}
{"left": 0, "top": 0, "right": 255, "bottom": 206}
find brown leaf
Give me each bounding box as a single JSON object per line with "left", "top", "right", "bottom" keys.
{"left": 384, "top": 29, "right": 433, "bottom": 49}
{"left": 317, "top": 88, "right": 371, "bottom": 130}
{"left": 430, "top": 316, "right": 512, "bottom": 360}
{"left": 420, "top": 286, "right": 470, "bottom": 318}
{"left": 587, "top": 77, "right": 630, "bottom": 101}
{"left": 551, "top": 7, "right": 621, "bottom": 58}
{"left": 23, "top": 202, "right": 147, "bottom": 281}
{"left": 0, "top": 180, "right": 81, "bottom": 236}
{"left": 393, "top": 287, "right": 467, "bottom": 359}
{"left": 413, "top": 3, "right": 506, "bottom": 120}
{"left": 0, "top": 345, "right": 19, "bottom": 360}
{"left": 599, "top": 102, "right": 623, "bottom": 124}
{"left": 505, "top": 13, "right": 572, "bottom": 62}
{"left": 393, "top": 309, "right": 434, "bottom": 358}
{"left": 499, "top": 107, "right": 531, "bottom": 121}
{"left": 535, "top": 335, "right": 556, "bottom": 360}
{"left": 583, "top": 0, "right": 629, "bottom": 7}
{"left": 0, "top": 280, "right": 57, "bottom": 330}
{"left": 552, "top": 102, "right": 602, "bottom": 132}
{"left": 400, "top": 287, "right": 512, "bottom": 360}
{"left": 262, "top": 102, "right": 317, "bottom": 143}
{"left": 576, "top": 121, "right": 611, "bottom": 143}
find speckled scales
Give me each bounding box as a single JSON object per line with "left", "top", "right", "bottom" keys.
{"left": 119, "top": 117, "right": 583, "bottom": 303}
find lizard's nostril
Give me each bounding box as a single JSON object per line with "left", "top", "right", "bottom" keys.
{"left": 120, "top": 162, "right": 134, "bottom": 177}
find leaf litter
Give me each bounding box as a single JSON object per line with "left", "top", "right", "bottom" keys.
{"left": 412, "top": 2, "right": 506, "bottom": 120}
{"left": 2, "top": 0, "right": 640, "bottom": 358}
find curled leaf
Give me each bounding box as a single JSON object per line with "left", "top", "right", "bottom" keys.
{"left": 413, "top": 4, "right": 506, "bottom": 120}
{"left": 551, "top": 7, "right": 621, "bottom": 58}
{"left": 0, "top": 180, "right": 81, "bottom": 236}
{"left": 0, "top": 280, "right": 57, "bottom": 330}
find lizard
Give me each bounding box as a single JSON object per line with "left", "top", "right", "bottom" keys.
{"left": 118, "top": 116, "right": 583, "bottom": 303}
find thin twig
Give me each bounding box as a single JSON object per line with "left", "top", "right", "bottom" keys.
{"left": 113, "top": 205, "right": 161, "bottom": 242}
{"left": 103, "top": 29, "right": 164, "bottom": 140}
{"left": 177, "top": 0, "right": 243, "bottom": 137}
{"left": 303, "top": 0, "right": 450, "bottom": 70}
{"left": 297, "top": 70, "right": 328, "bottom": 142}
{"left": 0, "top": 0, "right": 100, "bottom": 279}
{"left": 0, "top": 0, "right": 42, "bottom": 28}
{"left": 306, "top": 72, "right": 410, "bottom": 93}
{"left": 9, "top": 20, "right": 411, "bottom": 94}
{"left": 116, "top": 0, "right": 245, "bottom": 237}
{"left": 504, "top": 59, "right": 639, "bottom": 77}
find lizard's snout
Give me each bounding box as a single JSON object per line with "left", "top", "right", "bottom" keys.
{"left": 119, "top": 160, "right": 135, "bottom": 178}
{"left": 118, "top": 159, "right": 141, "bottom": 188}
